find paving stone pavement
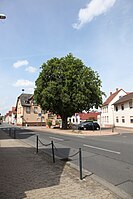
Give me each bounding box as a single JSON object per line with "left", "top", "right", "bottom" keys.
{"left": 0, "top": 129, "right": 121, "bottom": 199}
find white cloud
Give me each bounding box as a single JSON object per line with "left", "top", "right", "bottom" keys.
{"left": 13, "top": 79, "right": 35, "bottom": 87}
{"left": 25, "top": 66, "right": 37, "bottom": 73}
{"left": 73, "top": 0, "right": 117, "bottom": 29}
{"left": 13, "top": 60, "right": 29, "bottom": 68}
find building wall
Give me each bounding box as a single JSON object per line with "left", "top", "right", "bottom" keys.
{"left": 11, "top": 113, "right": 16, "bottom": 124}
{"left": 16, "top": 99, "right": 23, "bottom": 125}
{"left": 114, "top": 101, "right": 133, "bottom": 128}
{"left": 101, "top": 90, "right": 127, "bottom": 127}
{"left": 23, "top": 105, "right": 43, "bottom": 123}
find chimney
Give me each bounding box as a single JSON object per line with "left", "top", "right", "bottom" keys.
{"left": 116, "top": 88, "right": 119, "bottom": 91}
{"left": 110, "top": 92, "right": 112, "bottom": 95}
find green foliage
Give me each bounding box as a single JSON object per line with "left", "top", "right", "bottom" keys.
{"left": 34, "top": 53, "right": 104, "bottom": 129}
{"left": 47, "top": 120, "right": 52, "bottom": 127}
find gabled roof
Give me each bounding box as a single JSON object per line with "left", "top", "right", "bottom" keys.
{"left": 102, "top": 89, "right": 126, "bottom": 106}
{"left": 17, "top": 93, "right": 33, "bottom": 107}
{"left": 12, "top": 107, "right": 16, "bottom": 114}
{"left": 78, "top": 112, "right": 100, "bottom": 120}
{"left": 113, "top": 92, "right": 133, "bottom": 105}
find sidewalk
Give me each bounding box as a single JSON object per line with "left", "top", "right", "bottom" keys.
{"left": 0, "top": 130, "right": 123, "bottom": 199}
{"left": 25, "top": 126, "right": 119, "bottom": 136}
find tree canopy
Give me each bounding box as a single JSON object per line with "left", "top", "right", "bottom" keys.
{"left": 34, "top": 53, "right": 104, "bottom": 129}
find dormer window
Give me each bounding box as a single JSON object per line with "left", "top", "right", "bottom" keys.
{"left": 121, "top": 104, "right": 124, "bottom": 110}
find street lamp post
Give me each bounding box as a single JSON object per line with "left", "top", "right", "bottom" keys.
{"left": 112, "top": 106, "right": 115, "bottom": 132}
{"left": 0, "top": 14, "right": 6, "bottom": 19}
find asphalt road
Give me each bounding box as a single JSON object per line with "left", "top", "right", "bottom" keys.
{"left": 1, "top": 124, "right": 133, "bottom": 197}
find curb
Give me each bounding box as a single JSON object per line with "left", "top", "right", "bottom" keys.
{"left": 25, "top": 127, "right": 120, "bottom": 137}
{"left": 66, "top": 161, "right": 132, "bottom": 199}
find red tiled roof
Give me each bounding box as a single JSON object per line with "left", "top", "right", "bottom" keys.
{"left": 102, "top": 89, "right": 126, "bottom": 106}
{"left": 78, "top": 112, "right": 100, "bottom": 120}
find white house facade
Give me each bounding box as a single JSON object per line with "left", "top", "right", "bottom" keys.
{"left": 101, "top": 88, "right": 127, "bottom": 127}
{"left": 113, "top": 92, "right": 133, "bottom": 128}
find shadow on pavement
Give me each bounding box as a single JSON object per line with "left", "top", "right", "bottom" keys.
{"left": 0, "top": 127, "right": 35, "bottom": 140}
{"left": 0, "top": 145, "right": 70, "bottom": 199}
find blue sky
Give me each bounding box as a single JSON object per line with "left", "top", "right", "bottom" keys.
{"left": 0, "top": 0, "right": 133, "bottom": 115}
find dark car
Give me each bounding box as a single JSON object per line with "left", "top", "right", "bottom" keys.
{"left": 78, "top": 121, "right": 100, "bottom": 130}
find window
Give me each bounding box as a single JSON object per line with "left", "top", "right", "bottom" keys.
{"left": 34, "top": 107, "right": 38, "bottom": 114}
{"left": 122, "top": 116, "right": 125, "bottom": 123}
{"left": 130, "top": 116, "right": 133, "bottom": 123}
{"left": 129, "top": 101, "right": 133, "bottom": 109}
{"left": 48, "top": 113, "right": 54, "bottom": 119}
{"left": 115, "top": 106, "right": 118, "bottom": 111}
{"left": 26, "top": 107, "right": 30, "bottom": 114}
{"left": 116, "top": 117, "right": 119, "bottom": 123}
{"left": 121, "top": 104, "right": 124, "bottom": 110}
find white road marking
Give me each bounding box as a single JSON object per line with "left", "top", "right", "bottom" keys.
{"left": 77, "top": 135, "right": 85, "bottom": 138}
{"left": 49, "top": 136, "right": 64, "bottom": 141}
{"left": 83, "top": 144, "right": 121, "bottom": 154}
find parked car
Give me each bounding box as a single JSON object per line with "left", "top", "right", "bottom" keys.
{"left": 78, "top": 121, "right": 100, "bottom": 130}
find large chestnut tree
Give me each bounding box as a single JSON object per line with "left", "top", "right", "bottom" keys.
{"left": 34, "top": 54, "right": 104, "bottom": 129}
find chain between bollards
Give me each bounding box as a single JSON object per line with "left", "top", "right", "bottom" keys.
{"left": 79, "top": 148, "right": 83, "bottom": 180}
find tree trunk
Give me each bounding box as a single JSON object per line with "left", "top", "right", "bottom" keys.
{"left": 61, "top": 115, "right": 68, "bottom": 129}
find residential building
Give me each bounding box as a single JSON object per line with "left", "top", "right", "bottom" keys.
{"left": 113, "top": 92, "right": 133, "bottom": 128}
{"left": 68, "top": 112, "right": 100, "bottom": 125}
{"left": 5, "top": 107, "right": 16, "bottom": 124}
{"left": 5, "top": 112, "right": 11, "bottom": 124}
{"left": 16, "top": 93, "right": 57, "bottom": 126}
{"left": 10, "top": 107, "right": 17, "bottom": 124}
{"left": 100, "top": 88, "right": 127, "bottom": 127}
{"left": 16, "top": 93, "right": 44, "bottom": 126}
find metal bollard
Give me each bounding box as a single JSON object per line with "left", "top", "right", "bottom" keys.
{"left": 51, "top": 141, "right": 55, "bottom": 163}
{"left": 14, "top": 129, "right": 16, "bottom": 139}
{"left": 9, "top": 128, "right": 11, "bottom": 136}
{"left": 36, "top": 135, "right": 38, "bottom": 153}
{"left": 112, "top": 126, "right": 115, "bottom": 132}
{"left": 79, "top": 148, "right": 83, "bottom": 180}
